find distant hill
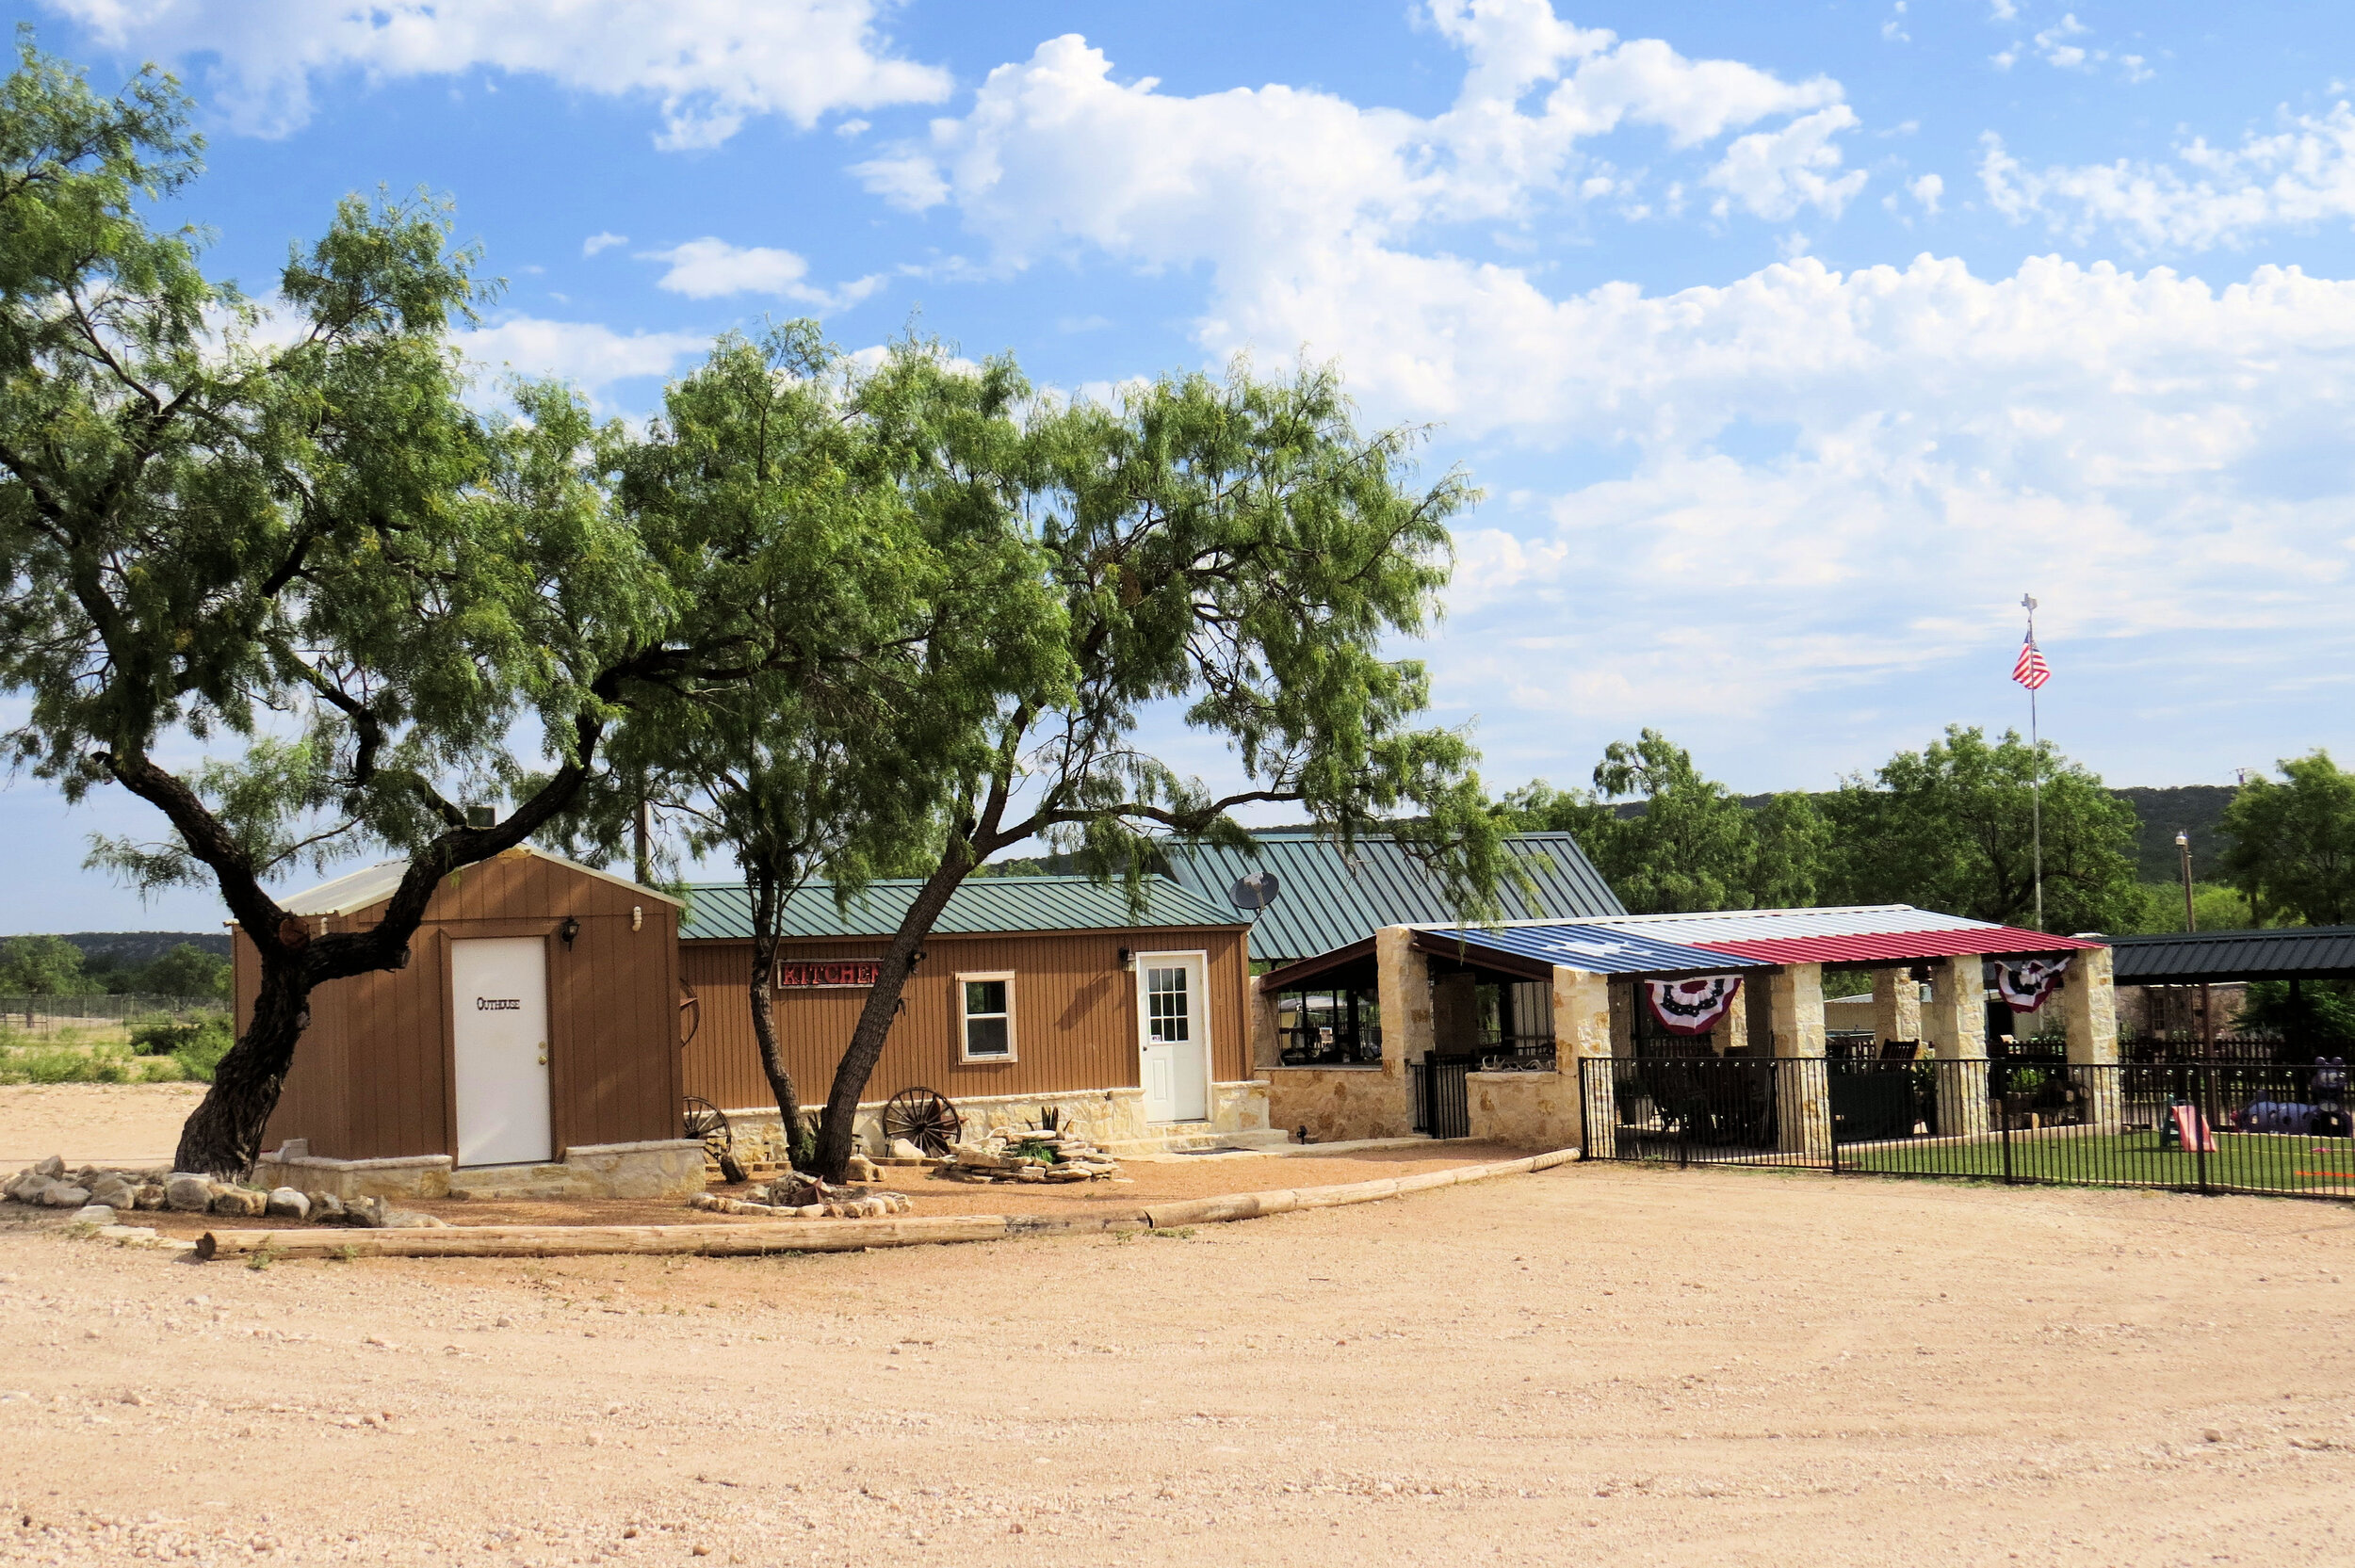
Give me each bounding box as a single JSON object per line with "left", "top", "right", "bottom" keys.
{"left": 57, "top": 931, "right": 232, "bottom": 964}
{"left": 2110, "top": 785, "right": 2237, "bottom": 883}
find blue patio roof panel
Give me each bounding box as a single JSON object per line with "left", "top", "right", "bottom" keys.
{"left": 1419, "top": 921, "right": 1778, "bottom": 977}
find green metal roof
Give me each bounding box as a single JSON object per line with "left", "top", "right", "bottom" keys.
{"left": 1157, "top": 829, "right": 1626, "bottom": 964}
{"left": 677, "top": 874, "right": 1243, "bottom": 942}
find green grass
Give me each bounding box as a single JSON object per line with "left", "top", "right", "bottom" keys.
{"left": 0, "top": 1024, "right": 203, "bottom": 1085}
{"left": 1844, "top": 1129, "right": 2355, "bottom": 1195}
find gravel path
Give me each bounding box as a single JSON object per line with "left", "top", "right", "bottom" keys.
{"left": 6, "top": 1162, "right": 2353, "bottom": 1565}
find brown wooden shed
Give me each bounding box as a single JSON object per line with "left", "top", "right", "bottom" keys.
{"left": 677, "top": 876, "right": 1266, "bottom": 1151}
{"left": 236, "top": 848, "right": 684, "bottom": 1169}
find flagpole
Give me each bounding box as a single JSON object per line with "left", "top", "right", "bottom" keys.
{"left": 2022, "top": 593, "right": 2043, "bottom": 930}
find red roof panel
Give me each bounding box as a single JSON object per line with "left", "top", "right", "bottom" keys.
{"left": 1692, "top": 927, "right": 2104, "bottom": 966}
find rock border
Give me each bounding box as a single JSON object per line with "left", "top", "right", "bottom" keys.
{"left": 192, "top": 1148, "right": 1580, "bottom": 1262}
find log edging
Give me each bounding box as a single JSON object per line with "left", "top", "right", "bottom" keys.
{"left": 196, "top": 1147, "right": 1582, "bottom": 1262}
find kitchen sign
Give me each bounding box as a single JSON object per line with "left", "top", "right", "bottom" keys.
{"left": 775, "top": 960, "right": 882, "bottom": 990}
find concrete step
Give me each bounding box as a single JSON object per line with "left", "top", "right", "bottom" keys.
{"left": 1100, "top": 1126, "right": 1296, "bottom": 1157}
{"left": 447, "top": 1163, "right": 582, "bottom": 1201}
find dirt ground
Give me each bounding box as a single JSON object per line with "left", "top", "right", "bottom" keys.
{"left": 0, "top": 1083, "right": 204, "bottom": 1168}
{"left": 6, "top": 1154, "right": 2355, "bottom": 1567}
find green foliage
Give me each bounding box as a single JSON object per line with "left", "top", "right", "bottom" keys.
{"left": 2116, "top": 881, "right": 2261, "bottom": 935}
{"left": 0, "top": 1034, "right": 186, "bottom": 1083}
{"left": 2222, "top": 751, "right": 2355, "bottom": 927}
{"left": 2237, "top": 980, "right": 2355, "bottom": 1045}
{"left": 139, "top": 943, "right": 230, "bottom": 1001}
{"left": 1821, "top": 725, "right": 2142, "bottom": 932}
{"left": 1505, "top": 732, "right": 1825, "bottom": 913}
{"left": 129, "top": 1011, "right": 230, "bottom": 1060}
{"left": 0, "top": 933, "right": 95, "bottom": 996}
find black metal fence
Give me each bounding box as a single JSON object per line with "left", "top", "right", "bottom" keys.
{"left": 1578, "top": 1055, "right": 2355, "bottom": 1202}
{"left": 1417, "top": 1053, "right": 1473, "bottom": 1140}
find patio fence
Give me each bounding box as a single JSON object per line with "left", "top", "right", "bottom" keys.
{"left": 1576, "top": 1055, "right": 2355, "bottom": 1203}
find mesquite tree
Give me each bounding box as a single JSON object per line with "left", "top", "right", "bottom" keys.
{"left": 560, "top": 330, "right": 1056, "bottom": 1168}
{"left": 0, "top": 47, "right": 787, "bottom": 1174}
{"left": 801, "top": 357, "right": 1516, "bottom": 1182}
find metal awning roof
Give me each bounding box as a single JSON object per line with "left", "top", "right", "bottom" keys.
{"left": 1262, "top": 904, "right": 2106, "bottom": 986}
{"left": 2107, "top": 926, "right": 2355, "bottom": 984}
{"left": 1414, "top": 922, "right": 1777, "bottom": 978}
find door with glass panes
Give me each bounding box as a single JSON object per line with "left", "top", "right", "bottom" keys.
{"left": 1136, "top": 951, "right": 1210, "bottom": 1123}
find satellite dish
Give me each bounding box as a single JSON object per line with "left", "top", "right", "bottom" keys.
{"left": 1228, "top": 870, "right": 1281, "bottom": 913}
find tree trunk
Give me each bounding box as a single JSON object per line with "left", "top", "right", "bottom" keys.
{"left": 173, "top": 953, "right": 314, "bottom": 1178}
{"left": 744, "top": 869, "right": 812, "bottom": 1170}
{"left": 810, "top": 848, "right": 975, "bottom": 1183}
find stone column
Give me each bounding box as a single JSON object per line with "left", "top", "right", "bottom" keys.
{"left": 1371, "top": 927, "right": 1433, "bottom": 1140}
{"left": 1247, "top": 972, "right": 1282, "bottom": 1073}
{"left": 1924, "top": 954, "right": 1990, "bottom": 1138}
{"left": 1768, "top": 963, "right": 1831, "bottom": 1156}
{"left": 1609, "top": 979, "right": 1634, "bottom": 1058}
{"left": 1871, "top": 968, "right": 1923, "bottom": 1051}
{"left": 2061, "top": 946, "right": 2121, "bottom": 1128}
{"left": 1552, "top": 965, "right": 1615, "bottom": 1156}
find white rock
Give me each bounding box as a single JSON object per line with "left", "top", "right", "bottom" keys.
{"left": 164, "top": 1175, "right": 213, "bottom": 1212}
{"left": 42, "top": 1184, "right": 91, "bottom": 1208}
{"left": 264, "top": 1188, "right": 310, "bottom": 1220}
{"left": 308, "top": 1191, "right": 345, "bottom": 1220}
{"left": 33, "top": 1156, "right": 63, "bottom": 1179}
{"left": 71, "top": 1204, "right": 116, "bottom": 1225}
{"left": 887, "top": 1139, "right": 925, "bottom": 1160}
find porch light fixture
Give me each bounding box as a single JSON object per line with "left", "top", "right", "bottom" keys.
{"left": 559, "top": 916, "right": 581, "bottom": 947}
{"left": 1118, "top": 946, "right": 1135, "bottom": 972}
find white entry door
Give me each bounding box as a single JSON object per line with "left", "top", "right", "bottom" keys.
{"left": 451, "top": 937, "right": 552, "bottom": 1167}
{"left": 1137, "top": 952, "right": 1211, "bottom": 1123}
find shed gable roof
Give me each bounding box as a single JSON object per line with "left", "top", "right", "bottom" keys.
{"left": 677, "top": 874, "right": 1242, "bottom": 942}
{"left": 1156, "top": 829, "right": 1625, "bottom": 964}
{"left": 279, "top": 847, "right": 683, "bottom": 918}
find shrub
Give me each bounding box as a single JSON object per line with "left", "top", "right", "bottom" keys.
{"left": 130, "top": 1014, "right": 222, "bottom": 1056}
{"left": 170, "top": 1016, "right": 235, "bottom": 1083}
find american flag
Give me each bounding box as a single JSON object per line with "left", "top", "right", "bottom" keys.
{"left": 2011, "top": 637, "right": 2051, "bottom": 690}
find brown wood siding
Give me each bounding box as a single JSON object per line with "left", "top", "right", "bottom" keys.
{"left": 681, "top": 926, "right": 1250, "bottom": 1112}
{"left": 240, "top": 850, "right": 682, "bottom": 1162}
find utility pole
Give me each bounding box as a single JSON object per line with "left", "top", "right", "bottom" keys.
{"left": 2022, "top": 593, "right": 2044, "bottom": 931}
{"left": 634, "top": 793, "right": 654, "bottom": 887}
{"left": 2175, "top": 831, "right": 2196, "bottom": 932}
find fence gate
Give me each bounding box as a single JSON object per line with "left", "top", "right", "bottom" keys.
{"left": 1421, "top": 1052, "right": 1474, "bottom": 1140}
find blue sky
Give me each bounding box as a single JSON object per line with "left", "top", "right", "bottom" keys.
{"left": 6, "top": 0, "right": 2354, "bottom": 929}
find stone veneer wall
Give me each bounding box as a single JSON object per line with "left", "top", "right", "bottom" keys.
{"left": 1264, "top": 1067, "right": 1408, "bottom": 1144}
{"left": 1465, "top": 1071, "right": 1574, "bottom": 1150}
{"left": 252, "top": 1138, "right": 706, "bottom": 1201}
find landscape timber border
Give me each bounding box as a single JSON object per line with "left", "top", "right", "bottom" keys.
{"left": 192, "top": 1147, "right": 1581, "bottom": 1262}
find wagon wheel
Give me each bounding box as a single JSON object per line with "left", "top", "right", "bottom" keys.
{"left": 682, "top": 1096, "right": 733, "bottom": 1157}
{"left": 882, "top": 1087, "right": 962, "bottom": 1156}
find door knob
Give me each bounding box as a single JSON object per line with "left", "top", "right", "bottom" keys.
{"left": 537, "top": 1044, "right": 549, "bottom": 1065}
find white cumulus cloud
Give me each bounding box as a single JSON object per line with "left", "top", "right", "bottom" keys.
{"left": 457, "top": 316, "right": 706, "bottom": 405}
{"left": 1415, "top": 254, "right": 2355, "bottom": 746}
{"left": 42, "top": 0, "right": 950, "bottom": 146}
{"left": 1981, "top": 106, "right": 2355, "bottom": 252}
{"left": 642, "top": 237, "right": 885, "bottom": 310}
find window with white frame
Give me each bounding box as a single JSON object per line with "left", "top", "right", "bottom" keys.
{"left": 958, "top": 972, "right": 1015, "bottom": 1061}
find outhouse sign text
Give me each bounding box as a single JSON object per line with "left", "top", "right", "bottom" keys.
{"left": 774, "top": 960, "right": 882, "bottom": 990}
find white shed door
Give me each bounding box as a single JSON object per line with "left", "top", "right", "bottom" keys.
{"left": 1138, "top": 953, "right": 1210, "bottom": 1123}
{"left": 451, "top": 938, "right": 552, "bottom": 1167}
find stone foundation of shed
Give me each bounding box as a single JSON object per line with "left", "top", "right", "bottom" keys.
{"left": 255, "top": 1138, "right": 706, "bottom": 1201}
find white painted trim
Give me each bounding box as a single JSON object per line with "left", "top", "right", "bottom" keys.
{"left": 954, "top": 969, "right": 1018, "bottom": 1063}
